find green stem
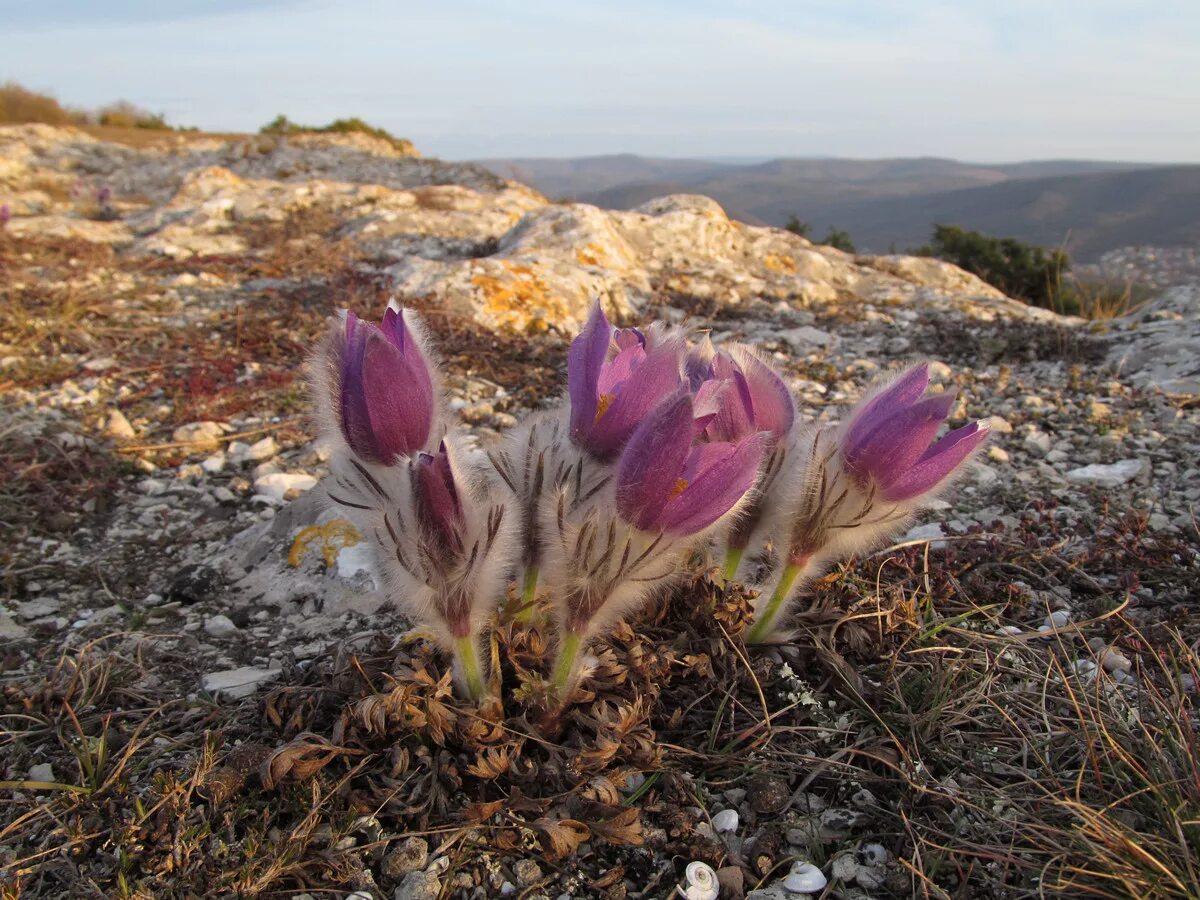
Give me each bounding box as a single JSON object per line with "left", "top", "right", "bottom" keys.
{"left": 721, "top": 546, "right": 746, "bottom": 584}
{"left": 515, "top": 565, "right": 539, "bottom": 622}
{"left": 550, "top": 630, "right": 583, "bottom": 695}
{"left": 746, "top": 561, "right": 805, "bottom": 644}
{"left": 454, "top": 635, "right": 487, "bottom": 703}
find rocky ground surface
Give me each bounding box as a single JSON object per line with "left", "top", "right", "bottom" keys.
{"left": 1, "top": 125, "right": 1198, "bottom": 899}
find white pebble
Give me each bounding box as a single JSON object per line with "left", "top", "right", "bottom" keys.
{"left": 995, "top": 625, "right": 1023, "bottom": 636}
{"left": 1046, "top": 610, "right": 1071, "bottom": 628}
{"left": 711, "top": 809, "right": 739, "bottom": 833}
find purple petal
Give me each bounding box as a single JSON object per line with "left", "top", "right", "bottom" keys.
{"left": 614, "top": 327, "right": 645, "bottom": 350}
{"left": 413, "top": 444, "right": 464, "bottom": 554}
{"left": 844, "top": 363, "right": 931, "bottom": 455}
{"left": 881, "top": 421, "right": 989, "bottom": 501}
{"left": 568, "top": 303, "right": 612, "bottom": 443}
{"left": 596, "top": 343, "right": 645, "bottom": 397}
{"left": 615, "top": 391, "right": 693, "bottom": 531}
{"left": 585, "top": 342, "right": 683, "bottom": 458}
{"left": 339, "top": 312, "right": 378, "bottom": 460}
{"left": 706, "top": 356, "right": 755, "bottom": 442}
{"left": 845, "top": 391, "right": 957, "bottom": 489}
{"left": 731, "top": 346, "right": 795, "bottom": 439}
{"left": 360, "top": 328, "right": 434, "bottom": 460}
{"left": 378, "top": 306, "right": 409, "bottom": 352}
{"left": 659, "top": 432, "right": 769, "bottom": 535}
{"left": 685, "top": 336, "right": 716, "bottom": 390}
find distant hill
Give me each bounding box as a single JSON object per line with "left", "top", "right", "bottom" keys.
{"left": 473, "top": 155, "right": 1196, "bottom": 261}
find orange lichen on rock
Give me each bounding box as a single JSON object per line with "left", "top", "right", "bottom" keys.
{"left": 288, "top": 519, "right": 363, "bottom": 568}
{"left": 764, "top": 254, "right": 798, "bottom": 274}
{"left": 575, "top": 243, "right": 607, "bottom": 266}
{"left": 470, "top": 260, "right": 573, "bottom": 332}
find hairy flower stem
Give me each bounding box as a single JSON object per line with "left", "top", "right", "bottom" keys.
{"left": 454, "top": 635, "right": 487, "bottom": 703}
{"left": 746, "top": 557, "right": 808, "bottom": 644}
{"left": 550, "top": 630, "right": 583, "bottom": 696}
{"left": 721, "top": 546, "right": 745, "bottom": 584}
{"left": 515, "top": 565, "right": 539, "bottom": 623}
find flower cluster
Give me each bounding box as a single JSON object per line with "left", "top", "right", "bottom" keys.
{"left": 312, "top": 302, "right": 987, "bottom": 707}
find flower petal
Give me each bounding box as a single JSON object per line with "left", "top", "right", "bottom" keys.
{"left": 844, "top": 363, "right": 931, "bottom": 455}
{"left": 586, "top": 341, "right": 683, "bottom": 458}
{"left": 845, "top": 391, "right": 956, "bottom": 489}
{"left": 568, "top": 302, "right": 612, "bottom": 443}
{"left": 730, "top": 345, "right": 795, "bottom": 439}
{"left": 706, "top": 356, "right": 755, "bottom": 442}
{"left": 615, "top": 391, "right": 693, "bottom": 531}
{"left": 413, "top": 443, "right": 464, "bottom": 555}
{"left": 881, "top": 421, "right": 989, "bottom": 501}
{"left": 361, "top": 328, "right": 435, "bottom": 460}
{"left": 659, "top": 432, "right": 769, "bottom": 534}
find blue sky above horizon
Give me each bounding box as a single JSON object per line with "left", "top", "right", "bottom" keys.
{"left": 3, "top": 0, "right": 1198, "bottom": 162}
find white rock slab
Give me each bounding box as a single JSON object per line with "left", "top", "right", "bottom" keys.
{"left": 1065, "top": 458, "right": 1146, "bottom": 488}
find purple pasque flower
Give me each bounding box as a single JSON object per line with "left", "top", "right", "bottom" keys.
{"left": 616, "top": 390, "right": 768, "bottom": 535}
{"left": 841, "top": 363, "right": 989, "bottom": 502}
{"left": 337, "top": 306, "right": 436, "bottom": 465}
{"left": 413, "top": 441, "right": 465, "bottom": 561}
{"left": 693, "top": 344, "right": 795, "bottom": 443}
{"left": 568, "top": 303, "right": 683, "bottom": 459}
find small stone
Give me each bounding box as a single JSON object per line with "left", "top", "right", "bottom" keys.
{"left": 204, "top": 614, "right": 239, "bottom": 638}
{"left": 902, "top": 522, "right": 946, "bottom": 548}
{"left": 201, "top": 453, "right": 227, "bottom": 474}
{"left": 712, "top": 808, "right": 739, "bottom": 833}
{"left": 1098, "top": 646, "right": 1133, "bottom": 674}
{"left": 1065, "top": 459, "right": 1147, "bottom": 488}
{"left": 987, "top": 446, "right": 1009, "bottom": 463}
{"left": 383, "top": 837, "right": 429, "bottom": 878}
{"left": 201, "top": 666, "right": 280, "bottom": 699}
{"left": 748, "top": 776, "right": 790, "bottom": 814}
{"left": 986, "top": 415, "right": 1013, "bottom": 434}
{"left": 514, "top": 858, "right": 543, "bottom": 886}
{"left": 104, "top": 409, "right": 136, "bottom": 440}
{"left": 169, "top": 564, "right": 221, "bottom": 604}
{"left": 172, "top": 421, "right": 226, "bottom": 448}
{"left": 28, "top": 763, "right": 55, "bottom": 782}
{"left": 245, "top": 436, "right": 278, "bottom": 461}
{"left": 1023, "top": 431, "right": 1053, "bottom": 456}
{"left": 995, "top": 625, "right": 1024, "bottom": 636}
{"left": 1045, "top": 610, "right": 1070, "bottom": 628}
{"left": 254, "top": 472, "right": 317, "bottom": 502}
{"left": 393, "top": 870, "right": 440, "bottom": 900}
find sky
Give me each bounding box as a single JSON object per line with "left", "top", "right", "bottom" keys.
{"left": 4, "top": 0, "right": 1199, "bottom": 162}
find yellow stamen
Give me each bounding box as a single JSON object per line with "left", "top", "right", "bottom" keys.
{"left": 670, "top": 478, "right": 689, "bottom": 498}
{"left": 594, "top": 393, "right": 615, "bottom": 422}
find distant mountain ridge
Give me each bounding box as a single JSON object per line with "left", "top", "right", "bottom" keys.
{"left": 474, "top": 154, "right": 1197, "bottom": 261}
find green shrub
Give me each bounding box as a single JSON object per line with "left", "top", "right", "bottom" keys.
{"left": 916, "top": 224, "right": 1072, "bottom": 313}
{"left": 821, "top": 227, "right": 856, "bottom": 253}
{"left": 259, "top": 114, "right": 413, "bottom": 152}
{"left": 97, "top": 100, "right": 170, "bottom": 130}
{"left": 784, "top": 215, "right": 811, "bottom": 238}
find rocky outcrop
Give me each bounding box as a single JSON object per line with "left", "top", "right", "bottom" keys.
{"left": 3, "top": 124, "right": 1064, "bottom": 336}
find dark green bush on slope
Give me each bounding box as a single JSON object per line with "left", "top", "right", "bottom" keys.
{"left": 917, "top": 224, "right": 1073, "bottom": 313}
